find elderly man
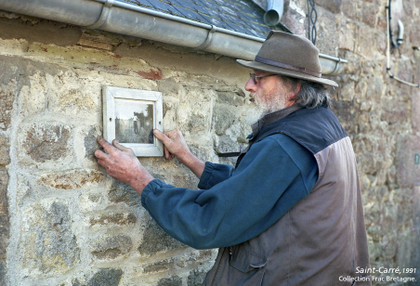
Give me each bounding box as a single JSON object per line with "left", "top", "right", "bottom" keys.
{"left": 95, "top": 31, "right": 370, "bottom": 285}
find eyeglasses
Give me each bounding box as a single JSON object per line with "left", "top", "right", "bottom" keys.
{"left": 249, "top": 73, "right": 278, "bottom": 85}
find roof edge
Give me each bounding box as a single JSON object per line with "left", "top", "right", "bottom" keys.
{"left": 0, "top": 0, "right": 345, "bottom": 74}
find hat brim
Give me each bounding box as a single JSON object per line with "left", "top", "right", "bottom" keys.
{"left": 236, "top": 59, "right": 338, "bottom": 87}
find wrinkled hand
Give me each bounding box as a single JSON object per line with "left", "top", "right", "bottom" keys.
{"left": 153, "top": 129, "right": 205, "bottom": 178}
{"left": 153, "top": 129, "right": 191, "bottom": 161}
{"left": 94, "top": 137, "right": 154, "bottom": 194}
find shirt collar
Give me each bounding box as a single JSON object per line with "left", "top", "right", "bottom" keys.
{"left": 250, "top": 105, "right": 302, "bottom": 139}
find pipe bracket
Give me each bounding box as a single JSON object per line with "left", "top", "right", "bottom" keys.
{"left": 331, "top": 57, "right": 342, "bottom": 75}
{"left": 87, "top": 0, "right": 115, "bottom": 29}
{"left": 196, "top": 25, "right": 217, "bottom": 49}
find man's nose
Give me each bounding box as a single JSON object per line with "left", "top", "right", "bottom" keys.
{"left": 245, "top": 77, "right": 257, "bottom": 92}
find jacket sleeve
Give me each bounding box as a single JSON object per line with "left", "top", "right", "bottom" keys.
{"left": 141, "top": 135, "right": 318, "bottom": 249}
{"left": 197, "top": 161, "right": 234, "bottom": 190}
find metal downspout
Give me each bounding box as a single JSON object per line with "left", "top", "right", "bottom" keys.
{"left": 0, "top": 0, "right": 346, "bottom": 75}
{"left": 264, "top": 0, "right": 284, "bottom": 26}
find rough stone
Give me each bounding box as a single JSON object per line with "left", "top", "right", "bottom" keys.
{"left": 157, "top": 275, "right": 182, "bottom": 286}
{"left": 138, "top": 218, "right": 185, "bottom": 256}
{"left": 396, "top": 134, "right": 420, "bottom": 187}
{"left": 215, "top": 90, "right": 246, "bottom": 106}
{"left": 412, "top": 186, "right": 420, "bottom": 281}
{"left": 89, "top": 211, "right": 137, "bottom": 226}
{"left": 0, "top": 14, "right": 81, "bottom": 45}
{"left": 0, "top": 53, "right": 62, "bottom": 83}
{"left": 0, "top": 134, "right": 10, "bottom": 166}
{"left": 0, "top": 170, "right": 9, "bottom": 261}
{"left": 0, "top": 84, "right": 15, "bottom": 131}
{"left": 214, "top": 135, "right": 238, "bottom": 155}
{"left": 381, "top": 94, "right": 409, "bottom": 126}
{"left": 356, "top": 27, "right": 385, "bottom": 59}
{"left": 23, "top": 123, "right": 71, "bottom": 163}
{"left": 316, "top": 0, "right": 342, "bottom": 13}
{"left": 0, "top": 261, "right": 6, "bottom": 286}
{"left": 178, "top": 89, "right": 213, "bottom": 134}
{"left": 412, "top": 91, "right": 420, "bottom": 132}
{"left": 108, "top": 181, "right": 142, "bottom": 207}
{"left": 337, "top": 19, "right": 356, "bottom": 52}
{"left": 162, "top": 96, "right": 180, "bottom": 131}
{"left": 143, "top": 258, "right": 173, "bottom": 273}
{"left": 91, "top": 235, "right": 133, "bottom": 259}
{"left": 187, "top": 269, "right": 207, "bottom": 286}
{"left": 331, "top": 100, "right": 356, "bottom": 134}
{"left": 212, "top": 104, "right": 236, "bottom": 136}
{"left": 395, "top": 212, "right": 416, "bottom": 267}
{"left": 84, "top": 126, "right": 101, "bottom": 159}
{"left": 166, "top": 172, "right": 199, "bottom": 192}
{"left": 21, "top": 201, "right": 80, "bottom": 275}
{"left": 87, "top": 268, "right": 123, "bottom": 286}
{"left": 340, "top": 0, "right": 360, "bottom": 19}
{"left": 56, "top": 86, "right": 97, "bottom": 114}
{"left": 39, "top": 169, "right": 104, "bottom": 190}
{"left": 0, "top": 55, "right": 64, "bottom": 120}
{"left": 282, "top": 1, "right": 306, "bottom": 35}
{"left": 158, "top": 78, "right": 185, "bottom": 97}
{"left": 361, "top": 2, "right": 377, "bottom": 27}
{"left": 315, "top": 7, "right": 338, "bottom": 56}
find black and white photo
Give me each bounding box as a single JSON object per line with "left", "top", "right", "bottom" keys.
{"left": 102, "top": 86, "right": 163, "bottom": 157}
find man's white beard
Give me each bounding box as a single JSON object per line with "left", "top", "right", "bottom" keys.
{"left": 245, "top": 103, "right": 263, "bottom": 125}
{"left": 245, "top": 93, "right": 288, "bottom": 125}
{"left": 255, "top": 92, "right": 288, "bottom": 115}
{"left": 254, "top": 91, "right": 287, "bottom": 117}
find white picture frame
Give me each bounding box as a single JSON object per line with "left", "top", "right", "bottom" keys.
{"left": 102, "top": 86, "right": 163, "bottom": 157}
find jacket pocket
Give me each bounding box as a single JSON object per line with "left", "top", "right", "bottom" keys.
{"left": 228, "top": 246, "right": 267, "bottom": 285}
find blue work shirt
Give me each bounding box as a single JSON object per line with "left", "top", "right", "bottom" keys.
{"left": 141, "top": 134, "right": 318, "bottom": 249}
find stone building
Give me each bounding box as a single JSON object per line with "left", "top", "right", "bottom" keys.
{"left": 0, "top": 0, "right": 419, "bottom": 285}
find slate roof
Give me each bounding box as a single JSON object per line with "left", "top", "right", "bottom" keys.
{"left": 115, "top": 0, "right": 282, "bottom": 39}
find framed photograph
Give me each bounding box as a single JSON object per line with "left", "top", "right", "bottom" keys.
{"left": 102, "top": 86, "right": 163, "bottom": 157}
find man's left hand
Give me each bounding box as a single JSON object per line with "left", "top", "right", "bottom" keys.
{"left": 94, "top": 137, "right": 154, "bottom": 195}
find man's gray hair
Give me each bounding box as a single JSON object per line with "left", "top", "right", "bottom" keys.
{"left": 283, "top": 76, "right": 331, "bottom": 109}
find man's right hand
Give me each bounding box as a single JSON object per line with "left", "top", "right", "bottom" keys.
{"left": 153, "top": 129, "right": 190, "bottom": 161}
{"left": 153, "top": 129, "right": 205, "bottom": 179}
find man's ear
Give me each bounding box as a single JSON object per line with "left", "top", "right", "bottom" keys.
{"left": 287, "top": 81, "right": 301, "bottom": 103}
{"left": 293, "top": 81, "right": 302, "bottom": 96}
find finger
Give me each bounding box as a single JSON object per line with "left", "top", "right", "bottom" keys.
{"left": 94, "top": 149, "right": 108, "bottom": 160}
{"left": 96, "top": 158, "right": 107, "bottom": 169}
{"left": 112, "top": 139, "right": 130, "bottom": 152}
{"left": 165, "top": 129, "right": 181, "bottom": 140}
{"left": 164, "top": 146, "right": 172, "bottom": 160}
{"left": 97, "top": 137, "right": 115, "bottom": 153}
{"left": 153, "top": 129, "right": 172, "bottom": 145}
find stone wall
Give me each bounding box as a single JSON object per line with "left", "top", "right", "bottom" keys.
{"left": 312, "top": 0, "right": 420, "bottom": 284}
{"left": 0, "top": 11, "right": 256, "bottom": 285}
{"left": 0, "top": 0, "right": 419, "bottom": 285}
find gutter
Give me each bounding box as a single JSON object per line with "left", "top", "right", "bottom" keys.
{"left": 319, "top": 53, "right": 347, "bottom": 75}
{"left": 0, "top": 0, "right": 346, "bottom": 75}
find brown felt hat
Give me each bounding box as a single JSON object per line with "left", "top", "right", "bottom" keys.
{"left": 237, "top": 30, "right": 338, "bottom": 87}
